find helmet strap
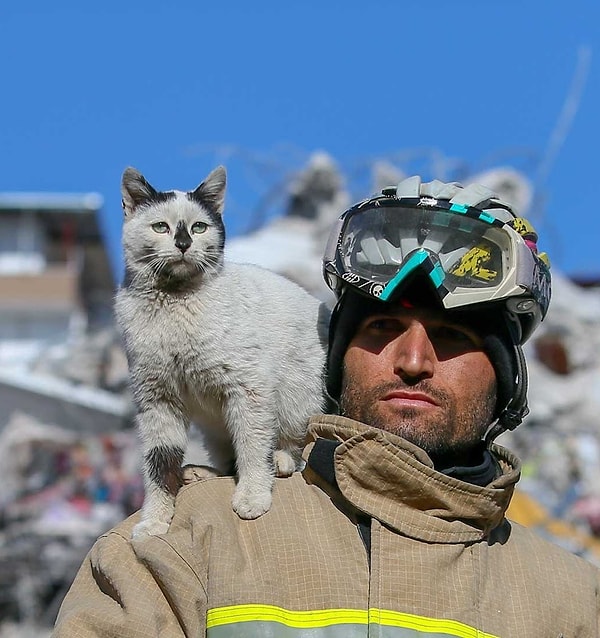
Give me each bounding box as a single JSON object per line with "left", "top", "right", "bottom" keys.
{"left": 484, "top": 343, "right": 529, "bottom": 444}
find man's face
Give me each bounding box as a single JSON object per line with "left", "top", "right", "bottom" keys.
{"left": 339, "top": 302, "right": 497, "bottom": 464}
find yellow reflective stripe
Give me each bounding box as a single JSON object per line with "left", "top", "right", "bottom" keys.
{"left": 207, "top": 605, "right": 367, "bottom": 628}
{"left": 373, "top": 608, "right": 499, "bottom": 637}
{"left": 207, "top": 605, "right": 499, "bottom": 637}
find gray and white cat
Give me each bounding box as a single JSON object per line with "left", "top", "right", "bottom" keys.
{"left": 116, "top": 165, "right": 330, "bottom": 538}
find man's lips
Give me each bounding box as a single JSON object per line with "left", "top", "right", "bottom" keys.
{"left": 381, "top": 390, "right": 439, "bottom": 409}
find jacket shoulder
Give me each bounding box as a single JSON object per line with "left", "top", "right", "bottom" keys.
{"left": 503, "top": 519, "right": 600, "bottom": 586}
{"left": 171, "top": 472, "right": 327, "bottom": 527}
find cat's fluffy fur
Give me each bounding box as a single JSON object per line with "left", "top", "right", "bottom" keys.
{"left": 117, "top": 165, "right": 330, "bottom": 538}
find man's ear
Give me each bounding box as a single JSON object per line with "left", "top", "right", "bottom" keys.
{"left": 121, "top": 167, "right": 158, "bottom": 217}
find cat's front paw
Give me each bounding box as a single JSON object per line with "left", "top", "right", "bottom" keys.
{"left": 273, "top": 449, "right": 300, "bottom": 477}
{"left": 131, "top": 518, "right": 171, "bottom": 539}
{"left": 231, "top": 488, "right": 272, "bottom": 520}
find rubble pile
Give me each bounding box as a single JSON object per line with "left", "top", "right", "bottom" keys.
{"left": 1, "top": 156, "right": 599, "bottom": 632}
{"left": 0, "top": 413, "right": 143, "bottom": 628}
{"left": 504, "top": 272, "right": 600, "bottom": 553}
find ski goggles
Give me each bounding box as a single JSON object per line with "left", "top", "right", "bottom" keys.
{"left": 323, "top": 197, "right": 551, "bottom": 315}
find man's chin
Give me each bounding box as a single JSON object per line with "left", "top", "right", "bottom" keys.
{"left": 373, "top": 402, "right": 441, "bottom": 429}
{"left": 353, "top": 404, "right": 451, "bottom": 449}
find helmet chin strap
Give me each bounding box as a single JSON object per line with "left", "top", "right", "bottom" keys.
{"left": 485, "top": 344, "right": 529, "bottom": 444}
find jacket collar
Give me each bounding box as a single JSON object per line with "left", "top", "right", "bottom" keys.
{"left": 303, "top": 415, "right": 521, "bottom": 544}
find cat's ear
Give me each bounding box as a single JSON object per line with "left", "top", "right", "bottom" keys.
{"left": 191, "top": 166, "right": 226, "bottom": 217}
{"left": 121, "top": 167, "right": 159, "bottom": 217}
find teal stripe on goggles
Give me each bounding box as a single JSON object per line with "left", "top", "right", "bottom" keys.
{"left": 379, "top": 249, "right": 446, "bottom": 301}
{"left": 323, "top": 200, "right": 550, "bottom": 316}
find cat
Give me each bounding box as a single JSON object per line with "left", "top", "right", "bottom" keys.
{"left": 116, "top": 165, "right": 330, "bottom": 538}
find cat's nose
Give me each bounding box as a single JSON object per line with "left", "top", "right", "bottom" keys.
{"left": 174, "top": 224, "right": 192, "bottom": 253}
{"left": 175, "top": 236, "right": 192, "bottom": 253}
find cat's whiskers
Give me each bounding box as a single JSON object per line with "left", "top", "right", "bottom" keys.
{"left": 151, "top": 258, "right": 171, "bottom": 287}
{"left": 192, "top": 248, "right": 223, "bottom": 278}
{"left": 136, "top": 250, "right": 210, "bottom": 292}
{"left": 130, "top": 255, "right": 168, "bottom": 290}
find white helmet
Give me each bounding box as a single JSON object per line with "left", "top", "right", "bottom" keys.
{"left": 323, "top": 176, "right": 551, "bottom": 438}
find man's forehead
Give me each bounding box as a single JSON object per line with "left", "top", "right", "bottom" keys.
{"left": 363, "top": 297, "right": 491, "bottom": 333}
{"left": 368, "top": 297, "right": 445, "bottom": 320}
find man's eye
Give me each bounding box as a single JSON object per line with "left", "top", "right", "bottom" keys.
{"left": 191, "top": 221, "right": 208, "bottom": 234}
{"left": 432, "top": 325, "right": 477, "bottom": 347}
{"left": 151, "top": 222, "right": 170, "bottom": 234}
{"left": 365, "top": 317, "right": 402, "bottom": 332}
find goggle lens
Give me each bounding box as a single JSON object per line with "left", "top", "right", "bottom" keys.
{"left": 340, "top": 206, "right": 512, "bottom": 295}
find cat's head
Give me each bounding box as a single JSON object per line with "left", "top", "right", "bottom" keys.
{"left": 120, "top": 166, "right": 227, "bottom": 291}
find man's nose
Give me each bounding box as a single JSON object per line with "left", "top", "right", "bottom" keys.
{"left": 389, "top": 321, "right": 435, "bottom": 381}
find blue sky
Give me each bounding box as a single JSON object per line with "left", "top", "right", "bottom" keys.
{"left": 1, "top": 1, "right": 598, "bottom": 280}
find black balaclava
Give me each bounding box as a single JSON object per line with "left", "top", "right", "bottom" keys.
{"left": 326, "top": 278, "right": 517, "bottom": 425}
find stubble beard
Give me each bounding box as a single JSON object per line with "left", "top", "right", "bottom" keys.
{"left": 339, "top": 374, "right": 497, "bottom": 460}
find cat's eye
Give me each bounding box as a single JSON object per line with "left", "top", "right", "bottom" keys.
{"left": 191, "top": 222, "right": 208, "bottom": 234}
{"left": 151, "top": 222, "right": 170, "bottom": 234}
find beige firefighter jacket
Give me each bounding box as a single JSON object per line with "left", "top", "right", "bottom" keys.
{"left": 54, "top": 415, "right": 600, "bottom": 637}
